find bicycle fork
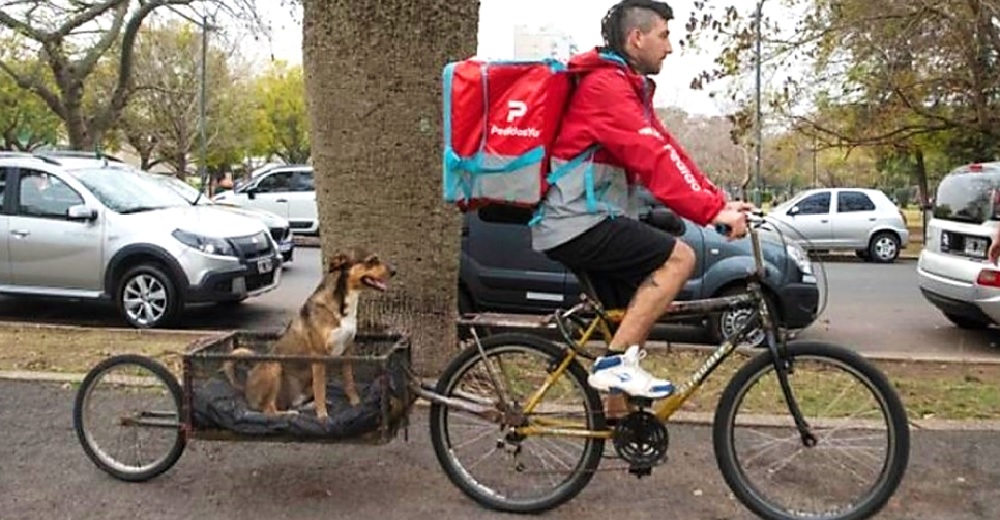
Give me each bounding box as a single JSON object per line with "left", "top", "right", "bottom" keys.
{"left": 757, "top": 285, "right": 818, "bottom": 447}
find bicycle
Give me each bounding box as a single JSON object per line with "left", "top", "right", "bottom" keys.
{"left": 423, "top": 211, "right": 911, "bottom": 520}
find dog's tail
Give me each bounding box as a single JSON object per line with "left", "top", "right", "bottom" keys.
{"left": 221, "top": 347, "right": 257, "bottom": 391}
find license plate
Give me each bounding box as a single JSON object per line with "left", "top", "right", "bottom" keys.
{"left": 257, "top": 258, "right": 273, "bottom": 274}
{"left": 964, "top": 236, "right": 988, "bottom": 258}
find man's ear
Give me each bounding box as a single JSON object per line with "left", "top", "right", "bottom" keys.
{"left": 327, "top": 251, "right": 351, "bottom": 272}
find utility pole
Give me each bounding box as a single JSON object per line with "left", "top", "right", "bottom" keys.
{"left": 813, "top": 133, "right": 818, "bottom": 187}
{"left": 200, "top": 13, "right": 208, "bottom": 190}
{"left": 754, "top": 0, "right": 767, "bottom": 206}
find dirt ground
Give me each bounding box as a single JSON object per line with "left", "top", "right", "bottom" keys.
{"left": 2, "top": 379, "right": 998, "bottom": 520}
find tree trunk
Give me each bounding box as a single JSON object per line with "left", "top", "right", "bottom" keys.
{"left": 302, "top": 0, "right": 478, "bottom": 374}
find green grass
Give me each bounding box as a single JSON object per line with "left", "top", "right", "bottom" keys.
{"left": 3, "top": 325, "right": 998, "bottom": 422}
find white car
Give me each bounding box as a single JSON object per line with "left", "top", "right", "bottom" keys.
{"left": 768, "top": 188, "right": 910, "bottom": 263}
{"left": 918, "top": 161, "right": 1000, "bottom": 329}
{"left": 213, "top": 165, "right": 318, "bottom": 235}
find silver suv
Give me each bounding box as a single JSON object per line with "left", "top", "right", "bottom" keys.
{"left": 918, "top": 161, "right": 1000, "bottom": 329}
{"left": 0, "top": 153, "right": 283, "bottom": 329}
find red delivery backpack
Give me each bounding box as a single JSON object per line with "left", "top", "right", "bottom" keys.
{"left": 442, "top": 58, "right": 593, "bottom": 210}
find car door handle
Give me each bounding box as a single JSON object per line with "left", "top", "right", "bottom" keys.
{"left": 821, "top": 219, "right": 828, "bottom": 223}
{"left": 276, "top": 199, "right": 288, "bottom": 203}
{"left": 11, "top": 229, "right": 29, "bottom": 237}
{"left": 869, "top": 217, "right": 876, "bottom": 221}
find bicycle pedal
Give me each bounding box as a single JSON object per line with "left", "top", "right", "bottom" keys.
{"left": 628, "top": 465, "right": 653, "bottom": 479}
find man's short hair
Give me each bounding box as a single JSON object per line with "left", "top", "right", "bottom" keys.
{"left": 601, "top": 0, "right": 674, "bottom": 54}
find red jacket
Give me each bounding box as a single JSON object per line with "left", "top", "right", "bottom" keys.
{"left": 551, "top": 49, "right": 727, "bottom": 226}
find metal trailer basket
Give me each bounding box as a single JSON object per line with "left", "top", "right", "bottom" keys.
{"left": 184, "top": 329, "right": 415, "bottom": 445}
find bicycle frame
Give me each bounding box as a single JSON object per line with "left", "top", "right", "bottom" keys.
{"left": 510, "top": 215, "right": 799, "bottom": 440}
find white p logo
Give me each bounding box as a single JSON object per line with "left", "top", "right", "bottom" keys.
{"left": 507, "top": 100, "right": 527, "bottom": 123}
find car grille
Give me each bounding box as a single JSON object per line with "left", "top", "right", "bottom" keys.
{"left": 231, "top": 232, "right": 273, "bottom": 259}
{"left": 246, "top": 271, "right": 276, "bottom": 291}
{"left": 269, "top": 227, "right": 289, "bottom": 242}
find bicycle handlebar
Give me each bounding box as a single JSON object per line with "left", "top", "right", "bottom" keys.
{"left": 713, "top": 210, "right": 766, "bottom": 237}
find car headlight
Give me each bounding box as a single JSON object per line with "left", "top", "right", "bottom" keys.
{"left": 786, "top": 243, "right": 813, "bottom": 276}
{"left": 172, "top": 229, "right": 237, "bottom": 257}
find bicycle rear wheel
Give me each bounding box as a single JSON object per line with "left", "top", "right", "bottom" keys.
{"left": 429, "top": 333, "right": 605, "bottom": 514}
{"left": 713, "top": 340, "right": 909, "bottom": 520}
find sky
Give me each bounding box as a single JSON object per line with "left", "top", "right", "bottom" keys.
{"left": 251, "top": 0, "right": 757, "bottom": 116}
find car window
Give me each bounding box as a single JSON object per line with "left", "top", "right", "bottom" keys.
{"left": 796, "top": 192, "right": 830, "bottom": 215}
{"left": 255, "top": 172, "right": 293, "bottom": 193}
{"left": 18, "top": 170, "right": 83, "bottom": 219}
{"left": 292, "top": 171, "right": 314, "bottom": 192}
{"left": 0, "top": 167, "right": 8, "bottom": 210}
{"left": 837, "top": 191, "right": 876, "bottom": 213}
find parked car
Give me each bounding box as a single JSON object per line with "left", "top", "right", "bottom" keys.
{"left": 32, "top": 153, "right": 296, "bottom": 263}
{"left": 145, "top": 172, "right": 295, "bottom": 263}
{"left": 459, "top": 195, "right": 820, "bottom": 347}
{"left": 768, "top": 188, "right": 909, "bottom": 263}
{"left": 918, "top": 161, "right": 1000, "bottom": 329}
{"left": 212, "top": 165, "right": 319, "bottom": 235}
{"left": 0, "top": 152, "right": 283, "bottom": 329}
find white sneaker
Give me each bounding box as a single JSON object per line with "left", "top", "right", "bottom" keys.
{"left": 587, "top": 346, "right": 674, "bottom": 399}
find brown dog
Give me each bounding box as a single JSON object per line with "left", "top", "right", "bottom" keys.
{"left": 224, "top": 249, "right": 394, "bottom": 419}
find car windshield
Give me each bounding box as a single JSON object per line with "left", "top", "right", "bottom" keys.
{"left": 147, "top": 173, "right": 205, "bottom": 204}
{"left": 66, "top": 166, "right": 189, "bottom": 213}
{"left": 933, "top": 167, "right": 1000, "bottom": 224}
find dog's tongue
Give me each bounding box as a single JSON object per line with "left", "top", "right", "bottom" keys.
{"left": 363, "top": 276, "right": 388, "bottom": 291}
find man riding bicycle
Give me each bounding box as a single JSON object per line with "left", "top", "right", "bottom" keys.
{"left": 532, "top": 0, "right": 754, "bottom": 403}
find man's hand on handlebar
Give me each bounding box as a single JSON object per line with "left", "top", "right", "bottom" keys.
{"left": 712, "top": 208, "right": 749, "bottom": 240}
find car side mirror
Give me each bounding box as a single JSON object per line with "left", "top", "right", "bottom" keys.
{"left": 67, "top": 204, "right": 98, "bottom": 222}
{"left": 788, "top": 206, "right": 800, "bottom": 216}
{"left": 643, "top": 206, "right": 686, "bottom": 236}
{"left": 246, "top": 186, "right": 257, "bottom": 200}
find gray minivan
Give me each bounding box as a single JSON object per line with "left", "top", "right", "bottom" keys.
{"left": 459, "top": 197, "right": 820, "bottom": 347}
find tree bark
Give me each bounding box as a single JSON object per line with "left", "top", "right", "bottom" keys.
{"left": 302, "top": 0, "right": 478, "bottom": 374}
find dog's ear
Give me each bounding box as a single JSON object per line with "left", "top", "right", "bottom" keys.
{"left": 327, "top": 251, "right": 351, "bottom": 272}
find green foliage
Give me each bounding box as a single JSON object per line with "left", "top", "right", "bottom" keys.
{"left": 685, "top": 0, "right": 1000, "bottom": 195}
{"left": 250, "top": 61, "right": 310, "bottom": 164}
{"left": 0, "top": 38, "right": 62, "bottom": 150}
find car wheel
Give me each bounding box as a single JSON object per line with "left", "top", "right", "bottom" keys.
{"left": 116, "top": 263, "right": 181, "bottom": 329}
{"left": 708, "top": 287, "right": 774, "bottom": 349}
{"left": 943, "top": 312, "right": 992, "bottom": 330}
{"left": 283, "top": 250, "right": 294, "bottom": 263}
{"left": 868, "top": 232, "right": 900, "bottom": 263}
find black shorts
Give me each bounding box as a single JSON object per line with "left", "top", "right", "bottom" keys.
{"left": 543, "top": 217, "right": 677, "bottom": 310}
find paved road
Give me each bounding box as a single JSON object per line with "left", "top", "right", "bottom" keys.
{"left": 2, "top": 380, "right": 997, "bottom": 520}
{"left": 0, "top": 248, "right": 997, "bottom": 359}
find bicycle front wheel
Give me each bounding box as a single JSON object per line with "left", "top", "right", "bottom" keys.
{"left": 713, "top": 340, "right": 909, "bottom": 520}
{"left": 429, "top": 332, "right": 605, "bottom": 514}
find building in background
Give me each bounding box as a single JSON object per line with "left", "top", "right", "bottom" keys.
{"left": 512, "top": 24, "right": 579, "bottom": 61}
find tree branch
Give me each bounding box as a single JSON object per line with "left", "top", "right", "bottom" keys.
{"left": 52, "top": 0, "right": 129, "bottom": 39}
{"left": 92, "top": 0, "right": 198, "bottom": 139}
{"left": 0, "top": 60, "right": 65, "bottom": 118}
{"left": 76, "top": 0, "right": 130, "bottom": 78}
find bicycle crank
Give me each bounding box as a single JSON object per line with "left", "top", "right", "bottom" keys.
{"left": 612, "top": 410, "right": 669, "bottom": 478}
